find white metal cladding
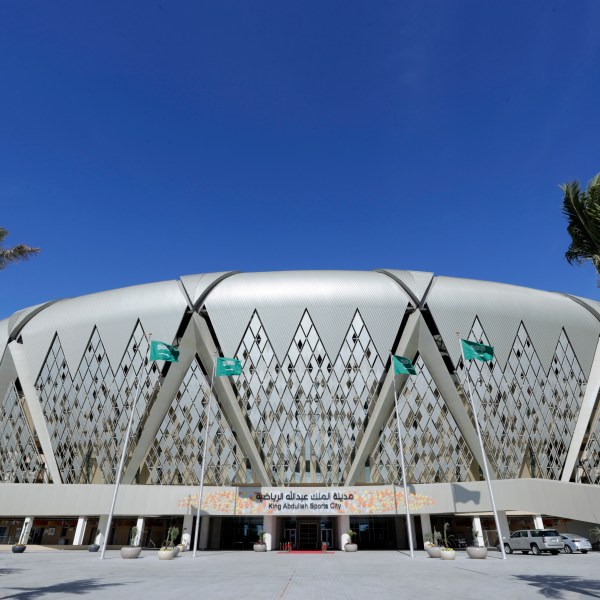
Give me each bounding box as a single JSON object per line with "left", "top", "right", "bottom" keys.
{"left": 18, "top": 280, "right": 188, "bottom": 378}
{"left": 204, "top": 270, "right": 410, "bottom": 362}
{"left": 377, "top": 269, "right": 433, "bottom": 304}
{"left": 426, "top": 276, "right": 600, "bottom": 375}
{"left": 0, "top": 318, "right": 8, "bottom": 362}
{"left": 180, "top": 271, "right": 236, "bottom": 307}
{"left": 7, "top": 302, "right": 54, "bottom": 338}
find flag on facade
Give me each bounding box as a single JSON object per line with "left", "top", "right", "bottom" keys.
{"left": 461, "top": 339, "right": 494, "bottom": 362}
{"left": 393, "top": 354, "right": 417, "bottom": 375}
{"left": 216, "top": 357, "right": 242, "bottom": 376}
{"left": 149, "top": 340, "right": 180, "bottom": 362}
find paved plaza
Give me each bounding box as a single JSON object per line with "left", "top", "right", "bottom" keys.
{"left": 1, "top": 547, "right": 600, "bottom": 599}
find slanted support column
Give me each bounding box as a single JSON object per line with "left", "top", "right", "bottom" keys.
{"left": 19, "top": 517, "right": 33, "bottom": 545}
{"left": 263, "top": 515, "right": 275, "bottom": 551}
{"left": 420, "top": 514, "right": 432, "bottom": 545}
{"left": 339, "top": 515, "right": 350, "bottom": 549}
{"left": 471, "top": 517, "right": 484, "bottom": 547}
{"left": 134, "top": 517, "right": 145, "bottom": 546}
{"left": 181, "top": 514, "right": 193, "bottom": 550}
{"left": 199, "top": 516, "right": 210, "bottom": 550}
{"left": 8, "top": 342, "right": 62, "bottom": 484}
{"left": 95, "top": 515, "right": 109, "bottom": 546}
{"left": 73, "top": 517, "right": 87, "bottom": 545}
{"left": 533, "top": 515, "right": 544, "bottom": 529}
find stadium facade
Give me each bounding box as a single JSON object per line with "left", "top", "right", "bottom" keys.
{"left": 1, "top": 269, "right": 600, "bottom": 551}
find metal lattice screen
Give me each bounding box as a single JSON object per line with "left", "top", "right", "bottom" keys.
{"left": 456, "top": 318, "right": 585, "bottom": 480}
{"left": 143, "top": 357, "right": 249, "bottom": 485}
{"left": 36, "top": 323, "right": 161, "bottom": 483}
{"left": 369, "top": 355, "right": 475, "bottom": 484}
{"left": 233, "top": 309, "right": 385, "bottom": 485}
{"left": 0, "top": 382, "right": 45, "bottom": 483}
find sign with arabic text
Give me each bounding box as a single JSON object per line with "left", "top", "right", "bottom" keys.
{"left": 177, "top": 485, "right": 435, "bottom": 516}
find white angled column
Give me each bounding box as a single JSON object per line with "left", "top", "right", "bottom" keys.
{"left": 95, "top": 515, "right": 109, "bottom": 546}
{"left": 181, "top": 514, "right": 193, "bottom": 550}
{"left": 73, "top": 517, "right": 87, "bottom": 546}
{"left": 339, "top": 515, "right": 350, "bottom": 548}
{"left": 19, "top": 517, "right": 33, "bottom": 545}
{"left": 263, "top": 515, "right": 276, "bottom": 551}
{"left": 496, "top": 511, "right": 511, "bottom": 546}
{"left": 134, "top": 517, "right": 145, "bottom": 546}
{"left": 199, "top": 516, "right": 211, "bottom": 550}
{"left": 533, "top": 515, "right": 544, "bottom": 529}
{"left": 471, "top": 517, "right": 484, "bottom": 547}
{"left": 420, "top": 514, "right": 432, "bottom": 544}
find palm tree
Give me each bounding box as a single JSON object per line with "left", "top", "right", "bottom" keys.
{"left": 562, "top": 172, "right": 600, "bottom": 283}
{"left": 0, "top": 227, "right": 40, "bottom": 270}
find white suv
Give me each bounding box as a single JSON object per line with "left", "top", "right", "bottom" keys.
{"left": 503, "top": 530, "right": 564, "bottom": 555}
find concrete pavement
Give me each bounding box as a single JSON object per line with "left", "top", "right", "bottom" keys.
{"left": 1, "top": 548, "right": 599, "bottom": 599}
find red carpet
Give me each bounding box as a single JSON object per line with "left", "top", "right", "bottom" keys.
{"left": 277, "top": 550, "right": 335, "bottom": 554}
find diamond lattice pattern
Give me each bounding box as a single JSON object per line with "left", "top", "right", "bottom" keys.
{"left": 233, "top": 310, "right": 385, "bottom": 485}
{"left": 456, "top": 319, "right": 585, "bottom": 480}
{"left": 0, "top": 382, "right": 45, "bottom": 483}
{"left": 370, "top": 355, "right": 475, "bottom": 484}
{"left": 36, "top": 323, "right": 161, "bottom": 483}
{"left": 144, "top": 358, "right": 248, "bottom": 485}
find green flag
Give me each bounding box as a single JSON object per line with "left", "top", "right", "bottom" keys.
{"left": 393, "top": 355, "right": 417, "bottom": 375}
{"left": 216, "top": 357, "right": 242, "bottom": 376}
{"left": 149, "top": 340, "right": 180, "bottom": 362}
{"left": 461, "top": 339, "right": 494, "bottom": 362}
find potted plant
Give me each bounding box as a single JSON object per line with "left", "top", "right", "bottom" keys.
{"left": 158, "top": 526, "right": 180, "bottom": 560}
{"left": 121, "top": 526, "right": 142, "bottom": 559}
{"left": 344, "top": 529, "right": 358, "bottom": 552}
{"left": 253, "top": 531, "right": 267, "bottom": 552}
{"left": 424, "top": 530, "right": 442, "bottom": 558}
{"left": 589, "top": 525, "right": 600, "bottom": 551}
{"left": 466, "top": 527, "right": 487, "bottom": 559}
{"left": 439, "top": 522, "right": 455, "bottom": 560}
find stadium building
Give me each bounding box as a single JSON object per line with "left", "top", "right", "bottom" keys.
{"left": 1, "top": 270, "right": 600, "bottom": 551}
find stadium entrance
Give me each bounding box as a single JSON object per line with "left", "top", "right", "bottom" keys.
{"left": 281, "top": 517, "right": 335, "bottom": 550}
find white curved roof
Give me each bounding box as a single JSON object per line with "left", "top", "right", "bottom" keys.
{"left": 2, "top": 268, "right": 599, "bottom": 379}
{"left": 17, "top": 280, "right": 188, "bottom": 377}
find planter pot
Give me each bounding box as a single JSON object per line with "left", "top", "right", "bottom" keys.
{"left": 158, "top": 549, "right": 176, "bottom": 560}
{"left": 440, "top": 549, "right": 456, "bottom": 560}
{"left": 466, "top": 546, "right": 487, "bottom": 559}
{"left": 177, "top": 544, "right": 186, "bottom": 553}
{"left": 120, "top": 546, "right": 142, "bottom": 559}
{"left": 88, "top": 544, "right": 100, "bottom": 552}
{"left": 344, "top": 543, "right": 358, "bottom": 552}
{"left": 425, "top": 546, "right": 441, "bottom": 558}
{"left": 11, "top": 545, "right": 26, "bottom": 553}
{"left": 253, "top": 543, "right": 267, "bottom": 552}
{"left": 172, "top": 546, "right": 180, "bottom": 557}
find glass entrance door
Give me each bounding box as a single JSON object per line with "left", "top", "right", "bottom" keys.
{"left": 321, "top": 528, "right": 333, "bottom": 549}
{"left": 298, "top": 521, "right": 319, "bottom": 550}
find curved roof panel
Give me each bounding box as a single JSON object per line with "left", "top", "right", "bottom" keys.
{"left": 426, "top": 276, "right": 600, "bottom": 374}
{"left": 180, "top": 271, "right": 237, "bottom": 308}
{"left": 0, "top": 317, "right": 8, "bottom": 363}
{"left": 19, "top": 280, "right": 188, "bottom": 377}
{"left": 204, "top": 270, "right": 411, "bottom": 362}
{"left": 377, "top": 269, "right": 433, "bottom": 304}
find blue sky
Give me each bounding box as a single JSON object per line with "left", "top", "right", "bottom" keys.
{"left": 2, "top": 1, "right": 600, "bottom": 318}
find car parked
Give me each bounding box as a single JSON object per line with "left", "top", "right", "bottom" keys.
{"left": 502, "top": 529, "right": 564, "bottom": 555}
{"left": 560, "top": 533, "right": 592, "bottom": 554}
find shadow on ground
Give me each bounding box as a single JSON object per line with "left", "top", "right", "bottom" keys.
{"left": 0, "top": 568, "right": 22, "bottom": 576}
{"left": 515, "top": 575, "right": 600, "bottom": 598}
{"left": 2, "top": 578, "right": 128, "bottom": 599}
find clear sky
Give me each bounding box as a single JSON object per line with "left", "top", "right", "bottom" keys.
{"left": 2, "top": 1, "right": 600, "bottom": 318}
